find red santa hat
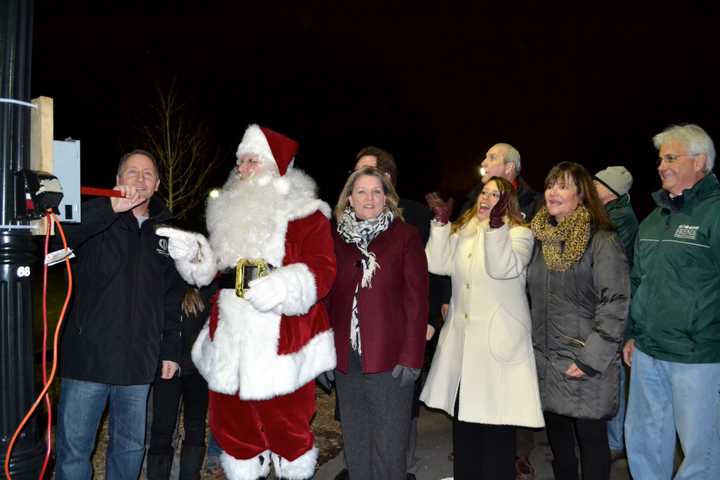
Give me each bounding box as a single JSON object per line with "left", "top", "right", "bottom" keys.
{"left": 236, "top": 124, "right": 299, "bottom": 176}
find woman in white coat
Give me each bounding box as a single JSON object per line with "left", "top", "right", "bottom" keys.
{"left": 421, "top": 176, "right": 544, "bottom": 480}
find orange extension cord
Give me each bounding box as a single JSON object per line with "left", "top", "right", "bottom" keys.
{"left": 4, "top": 212, "right": 73, "bottom": 480}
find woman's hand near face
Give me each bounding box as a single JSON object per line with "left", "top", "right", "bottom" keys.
{"left": 489, "top": 191, "right": 509, "bottom": 228}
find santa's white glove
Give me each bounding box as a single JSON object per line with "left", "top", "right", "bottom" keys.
{"left": 245, "top": 273, "right": 286, "bottom": 313}
{"left": 156, "top": 227, "right": 200, "bottom": 262}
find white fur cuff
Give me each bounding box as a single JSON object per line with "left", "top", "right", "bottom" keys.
{"left": 273, "top": 263, "right": 317, "bottom": 316}
{"left": 272, "top": 447, "right": 318, "bottom": 480}
{"left": 219, "top": 450, "right": 271, "bottom": 480}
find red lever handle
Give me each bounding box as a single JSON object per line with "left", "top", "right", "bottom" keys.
{"left": 80, "top": 186, "right": 124, "bottom": 198}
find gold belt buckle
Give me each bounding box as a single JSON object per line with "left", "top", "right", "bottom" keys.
{"left": 235, "top": 259, "right": 270, "bottom": 298}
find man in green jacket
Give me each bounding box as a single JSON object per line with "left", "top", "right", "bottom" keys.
{"left": 593, "top": 165, "right": 639, "bottom": 463}
{"left": 624, "top": 124, "right": 720, "bottom": 479}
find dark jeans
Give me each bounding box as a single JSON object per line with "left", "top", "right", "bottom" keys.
{"left": 544, "top": 411, "right": 610, "bottom": 480}
{"left": 148, "top": 371, "right": 208, "bottom": 454}
{"left": 56, "top": 379, "right": 150, "bottom": 480}
{"left": 452, "top": 394, "right": 516, "bottom": 479}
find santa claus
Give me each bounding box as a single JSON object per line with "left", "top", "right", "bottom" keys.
{"left": 157, "top": 125, "right": 336, "bottom": 480}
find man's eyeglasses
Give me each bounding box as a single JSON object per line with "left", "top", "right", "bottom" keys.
{"left": 237, "top": 156, "right": 261, "bottom": 168}
{"left": 657, "top": 153, "right": 699, "bottom": 165}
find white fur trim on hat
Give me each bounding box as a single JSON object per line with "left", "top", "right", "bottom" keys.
{"left": 236, "top": 124, "right": 278, "bottom": 174}
{"left": 273, "top": 176, "right": 291, "bottom": 195}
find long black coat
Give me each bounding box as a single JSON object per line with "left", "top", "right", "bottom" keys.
{"left": 59, "top": 197, "right": 183, "bottom": 385}
{"left": 527, "top": 229, "right": 629, "bottom": 419}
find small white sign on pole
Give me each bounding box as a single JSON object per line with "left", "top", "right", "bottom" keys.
{"left": 52, "top": 140, "right": 81, "bottom": 223}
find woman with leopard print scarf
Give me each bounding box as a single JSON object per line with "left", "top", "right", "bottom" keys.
{"left": 527, "top": 162, "right": 630, "bottom": 480}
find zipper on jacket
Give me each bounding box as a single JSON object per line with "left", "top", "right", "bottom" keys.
{"left": 543, "top": 266, "right": 549, "bottom": 381}
{"left": 129, "top": 222, "right": 144, "bottom": 332}
{"left": 559, "top": 333, "right": 586, "bottom": 347}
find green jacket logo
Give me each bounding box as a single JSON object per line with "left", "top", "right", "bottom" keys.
{"left": 674, "top": 224, "right": 700, "bottom": 240}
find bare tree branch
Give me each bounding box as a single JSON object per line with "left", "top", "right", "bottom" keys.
{"left": 139, "top": 81, "right": 221, "bottom": 220}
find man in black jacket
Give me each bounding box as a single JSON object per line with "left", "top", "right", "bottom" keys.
{"left": 54, "top": 150, "right": 183, "bottom": 480}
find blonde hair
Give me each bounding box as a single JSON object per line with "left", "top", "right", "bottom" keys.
{"left": 181, "top": 287, "right": 205, "bottom": 318}
{"left": 451, "top": 177, "right": 525, "bottom": 233}
{"left": 334, "top": 167, "right": 404, "bottom": 223}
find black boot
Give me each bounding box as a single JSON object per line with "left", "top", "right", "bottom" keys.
{"left": 179, "top": 445, "right": 206, "bottom": 480}
{"left": 147, "top": 450, "right": 174, "bottom": 480}
{"left": 551, "top": 458, "right": 579, "bottom": 480}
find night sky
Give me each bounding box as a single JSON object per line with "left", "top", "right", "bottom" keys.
{"left": 30, "top": 1, "right": 720, "bottom": 222}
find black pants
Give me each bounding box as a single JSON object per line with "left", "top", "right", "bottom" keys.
{"left": 452, "top": 393, "right": 516, "bottom": 479}
{"left": 149, "top": 371, "right": 209, "bottom": 454}
{"left": 544, "top": 411, "right": 610, "bottom": 480}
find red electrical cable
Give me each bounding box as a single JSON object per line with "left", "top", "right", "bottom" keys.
{"left": 4, "top": 213, "right": 73, "bottom": 480}
{"left": 39, "top": 221, "right": 52, "bottom": 478}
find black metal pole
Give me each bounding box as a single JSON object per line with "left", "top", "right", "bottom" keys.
{"left": 0, "top": 0, "right": 45, "bottom": 477}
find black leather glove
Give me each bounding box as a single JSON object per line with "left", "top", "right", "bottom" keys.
{"left": 391, "top": 364, "right": 421, "bottom": 388}
{"left": 316, "top": 370, "right": 335, "bottom": 392}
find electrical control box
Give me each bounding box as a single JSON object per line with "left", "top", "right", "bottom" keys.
{"left": 52, "top": 140, "right": 81, "bottom": 223}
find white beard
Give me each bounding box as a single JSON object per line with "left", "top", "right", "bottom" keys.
{"left": 206, "top": 171, "right": 287, "bottom": 270}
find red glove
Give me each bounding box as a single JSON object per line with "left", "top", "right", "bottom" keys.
{"left": 489, "top": 191, "right": 509, "bottom": 228}
{"left": 425, "top": 192, "right": 454, "bottom": 225}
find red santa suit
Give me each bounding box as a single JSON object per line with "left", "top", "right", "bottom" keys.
{"left": 166, "top": 125, "right": 336, "bottom": 480}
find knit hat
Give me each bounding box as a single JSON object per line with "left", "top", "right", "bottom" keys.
{"left": 236, "top": 124, "right": 299, "bottom": 176}
{"left": 594, "top": 166, "right": 633, "bottom": 197}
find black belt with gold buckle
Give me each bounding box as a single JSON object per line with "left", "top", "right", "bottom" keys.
{"left": 218, "top": 259, "right": 275, "bottom": 298}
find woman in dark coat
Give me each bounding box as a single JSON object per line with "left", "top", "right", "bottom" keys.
{"left": 147, "top": 283, "right": 215, "bottom": 480}
{"left": 527, "top": 162, "right": 630, "bottom": 480}
{"left": 326, "top": 166, "right": 429, "bottom": 480}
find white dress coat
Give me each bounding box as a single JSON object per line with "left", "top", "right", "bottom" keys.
{"left": 420, "top": 218, "right": 544, "bottom": 427}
